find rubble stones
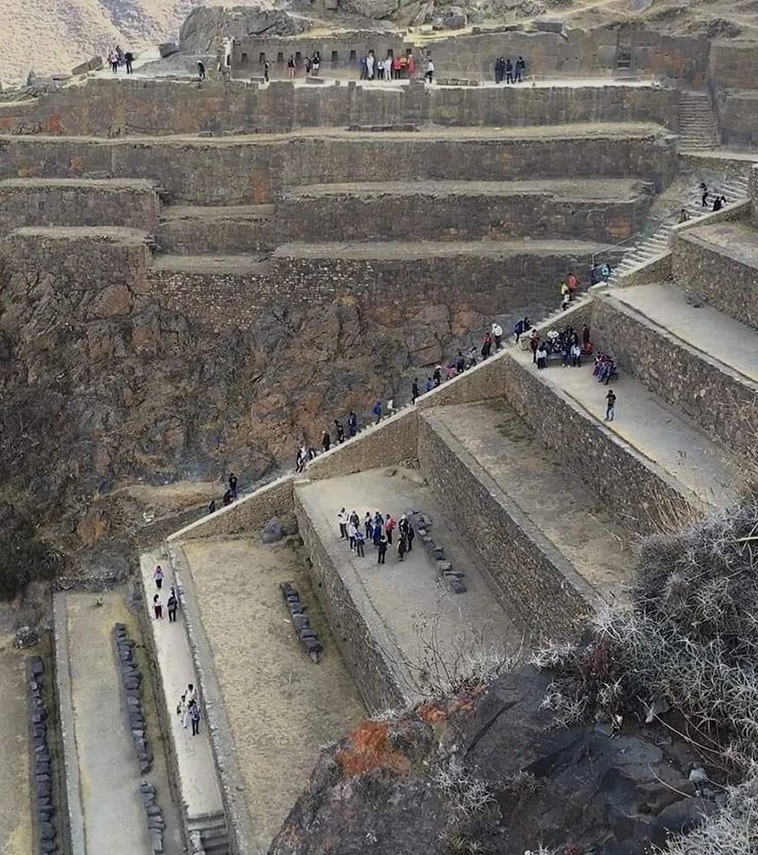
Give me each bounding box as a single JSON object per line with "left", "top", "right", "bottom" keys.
{"left": 140, "top": 780, "right": 166, "bottom": 855}
{"left": 113, "top": 624, "right": 153, "bottom": 776}
{"left": 16, "top": 625, "right": 39, "bottom": 648}
{"left": 280, "top": 581, "right": 323, "bottom": 663}
{"left": 29, "top": 655, "right": 59, "bottom": 853}
{"left": 407, "top": 509, "right": 467, "bottom": 594}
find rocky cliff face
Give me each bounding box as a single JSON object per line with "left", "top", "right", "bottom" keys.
{"left": 271, "top": 667, "right": 718, "bottom": 855}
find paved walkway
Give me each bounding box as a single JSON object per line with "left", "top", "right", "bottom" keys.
{"left": 509, "top": 344, "right": 738, "bottom": 508}
{"left": 139, "top": 550, "right": 223, "bottom": 822}
{"left": 611, "top": 282, "right": 758, "bottom": 383}
{"left": 65, "top": 591, "right": 152, "bottom": 854}
{"left": 296, "top": 468, "right": 524, "bottom": 698}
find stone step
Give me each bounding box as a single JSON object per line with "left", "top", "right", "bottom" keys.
{"left": 157, "top": 204, "right": 276, "bottom": 254}
{"left": 672, "top": 220, "right": 758, "bottom": 330}
{"left": 0, "top": 177, "right": 161, "bottom": 235}
{"left": 278, "top": 179, "right": 654, "bottom": 243}
{"left": 502, "top": 342, "right": 738, "bottom": 528}
{"left": 593, "top": 284, "right": 758, "bottom": 456}
{"left": 419, "top": 402, "right": 631, "bottom": 637}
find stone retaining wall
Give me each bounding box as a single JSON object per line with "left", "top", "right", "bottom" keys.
{"left": 500, "top": 351, "right": 701, "bottom": 533}
{"left": 0, "top": 130, "right": 678, "bottom": 205}
{"left": 0, "top": 77, "right": 679, "bottom": 136}
{"left": 418, "top": 413, "right": 598, "bottom": 639}
{"left": 592, "top": 296, "right": 758, "bottom": 457}
{"left": 294, "top": 490, "right": 409, "bottom": 711}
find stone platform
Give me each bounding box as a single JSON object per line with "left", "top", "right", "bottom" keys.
{"left": 156, "top": 204, "right": 275, "bottom": 255}
{"left": 294, "top": 467, "right": 523, "bottom": 710}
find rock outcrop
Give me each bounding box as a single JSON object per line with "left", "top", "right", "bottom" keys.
{"left": 271, "top": 667, "right": 718, "bottom": 855}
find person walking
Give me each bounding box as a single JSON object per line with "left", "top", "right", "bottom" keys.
{"left": 411, "top": 378, "right": 420, "bottom": 403}
{"left": 188, "top": 700, "right": 201, "bottom": 736}
{"left": 424, "top": 56, "right": 434, "bottom": 83}
{"left": 397, "top": 532, "right": 407, "bottom": 561}
{"left": 424, "top": 376, "right": 434, "bottom": 393}
{"left": 153, "top": 565, "right": 164, "bottom": 590}
{"left": 167, "top": 588, "right": 178, "bottom": 623}
{"left": 492, "top": 322, "right": 503, "bottom": 349}
{"left": 529, "top": 329, "right": 540, "bottom": 363}
{"left": 197, "top": 60, "right": 206, "bottom": 80}
{"left": 335, "top": 419, "right": 345, "bottom": 443}
{"left": 481, "top": 331, "right": 493, "bottom": 359}
{"left": 347, "top": 411, "right": 358, "bottom": 437}
{"left": 377, "top": 535, "right": 388, "bottom": 565}
{"left": 153, "top": 594, "right": 163, "bottom": 620}
{"left": 229, "top": 473, "right": 238, "bottom": 500}
{"left": 322, "top": 430, "right": 331, "bottom": 452}
{"left": 605, "top": 389, "right": 617, "bottom": 421}
{"left": 536, "top": 343, "right": 548, "bottom": 370}
{"left": 373, "top": 399, "right": 383, "bottom": 424}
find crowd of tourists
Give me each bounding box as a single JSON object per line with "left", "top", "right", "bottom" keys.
{"left": 494, "top": 56, "right": 526, "bottom": 84}
{"left": 206, "top": 473, "right": 239, "bottom": 514}
{"left": 337, "top": 508, "right": 416, "bottom": 564}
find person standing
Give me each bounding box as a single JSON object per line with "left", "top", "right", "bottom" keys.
{"left": 481, "top": 331, "right": 493, "bottom": 359}
{"left": 188, "top": 700, "right": 201, "bottom": 736}
{"left": 605, "top": 389, "right": 617, "bottom": 421}
{"left": 167, "top": 588, "right": 178, "bottom": 623}
{"left": 364, "top": 511, "right": 373, "bottom": 542}
{"left": 529, "top": 329, "right": 540, "bottom": 363}
{"left": 337, "top": 508, "right": 348, "bottom": 540}
{"left": 373, "top": 512, "right": 384, "bottom": 547}
{"left": 197, "top": 60, "right": 206, "bottom": 80}
{"left": 153, "top": 594, "right": 163, "bottom": 620}
{"left": 536, "top": 343, "right": 548, "bottom": 370}
{"left": 385, "top": 514, "right": 396, "bottom": 545}
{"left": 335, "top": 419, "right": 345, "bottom": 443}
{"left": 347, "top": 518, "right": 357, "bottom": 551}
{"left": 208, "top": 499, "right": 216, "bottom": 514}
{"left": 373, "top": 399, "right": 383, "bottom": 424}
{"left": 366, "top": 51, "right": 375, "bottom": 80}
{"left": 406, "top": 520, "right": 415, "bottom": 552}
{"left": 397, "top": 533, "right": 407, "bottom": 561}
{"left": 124, "top": 51, "right": 134, "bottom": 74}
{"left": 153, "top": 565, "right": 164, "bottom": 590}
{"left": 347, "top": 411, "right": 358, "bottom": 437}
{"left": 412, "top": 378, "right": 420, "bottom": 403}
{"left": 322, "top": 430, "right": 331, "bottom": 452}
{"left": 408, "top": 53, "right": 416, "bottom": 78}
{"left": 264, "top": 59, "right": 270, "bottom": 82}
{"left": 354, "top": 527, "right": 365, "bottom": 557}
{"left": 110, "top": 51, "right": 119, "bottom": 73}
{"left": 229, "top": 473, "right": 238, "bottom": 500}
{"left": 505, "top": 58, "right": 513, "bottom": 84}
{"left": 424, "top": 376, "right": 434, "bottom": 393}
{"left": 515, "top": 56, "right": 525, "bottom": 82}
{"left": 492, "top": 322, "right": 503, "bottom": 349}
{"left": 377, "top": 535, "right": 388, "bottom": 565}
{"left": 425, "top": 55, "right": 434, "bottom": 83}
{"left": 288, "top": 55, "right": 296, "bottom": 78}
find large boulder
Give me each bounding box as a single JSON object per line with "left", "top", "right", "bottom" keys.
{"left": 179, "top": 6, "right": 310, "bottom": 55}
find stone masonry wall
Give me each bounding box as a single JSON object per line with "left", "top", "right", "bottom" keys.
{"left": 277, "top": 185, "right": 654, "bottom": 244}
{"left": 294, "top": 491, "right": 407, "bottom": 712}
{"left": 418, "top": 413, "right": 598, "bottom": 640}
{"left": 0, "top": 179, "right": 161, "bottom": 236}
{"left": 715, "top": 90, "right": 758, "bottom": 149}
{"left": 500, "top": 352, "right": 701, "bottom": 533}
{"left": 0, "top": 132, "right": 678, "bottom": 205}
{"left": 592, "top": 296, "right": 758, "bottom": 457}
{"left": 0, "top": 77, "right": 680, "bottom": 136}
{"left": 672, "top": 229, "right": 758, "bottom": 331}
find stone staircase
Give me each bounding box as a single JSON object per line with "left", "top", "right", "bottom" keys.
{"left": 607, "top": 171, "right": 750, "bottom": 284}
{"left": 188, "top": 813, "right": 230, "bottom": 855}
{"left": 678, "top": 91, "right": 719, "bottom": 151}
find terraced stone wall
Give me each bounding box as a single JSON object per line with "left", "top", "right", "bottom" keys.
{"left": 0, "top": 133, "right": 678, "bottom": 205}
{"left": 0, "top": 77, "right": 680, "bottom": 136}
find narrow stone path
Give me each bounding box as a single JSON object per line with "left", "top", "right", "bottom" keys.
{"left": 65, "top": 591, "right": 152, "bottom": 854}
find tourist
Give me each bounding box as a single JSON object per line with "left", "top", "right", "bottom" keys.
{"left": 570, "top": 342, "right": 582, "bottom": 367}
{"left": 367, "top": 51, "right": 375, "bottom": 80}
{"left": 308, "top": 446, "right": 317, "bottom": 461}
{"left": 197, "top": 60, "right": 206, "bottom": 80}
{"left": 515, "top": 56, "right": 526, "bottom": 82}
{"left": 176, "top": 693, "right": 186, "bottom": 726}
{"left": 408, "top": 53, "right": 417, "bottom": 78}
{"left": 424, "top": 376, "right": 434, "bottom": 393}
{"left": 153, "top": 564, "right": 164, "bottom": 590}
{"left": 505, "top": 58, "right": 514, "bottom": 84}
{"left": 377, "top": 535, "right": 388, "bottom": 565}
{"left": 433, "top": 365, "right": 442, "bottom": 387}
{"left": 566, "top": 272, "right": 578, "bottom": 299}
{"left": 373, "top": 399, "right": 383, "bottom": 424}
{"left": 359, "top": 55, "right": 368, "bottom": 80}
{"left": 347, "top": 411, "right": 358, "bottom": 437}
{"left": 264, "top": 59, "right": 270, "bottom": 83}
{"left": 424, "top": 56, "right": 434, "bottom": 84}
{"left": 495, "top": 57, "right": 504, "bottom": 84}
{"left": 701, "top": 182, "right": 709, "bottom": 207}
{"left": 335, "top": 419, "right": 345, "bottom": 443}
{"left": 153, "top": 593, "right": 163, "bottom": 620}
{"left": 481, "top": 331, "right": 493, "bottom": 359}
{"left": 529, "top": 329, "right": 540, "bottom": 363}
{"left": 536, "top": 342, "right": 548, "bottom": 370}
{"left": 347, "top": 516, "right": 357, "bottom": 550}
{"left": 354, "top": 527, "right": 365, "bottom": 557}
{"left": 116, "top": 45, "right": 124, "bottom": 65}
{"left": 406, "top": 520, "right": 415, "bottom": 552}
{"left": 208, "top": 499, "right": 216, "bottom": 514}
{"left": 322, "top": 430, "right": 331, "bottom": 452}
{"left": 304, "top": 56, "right": 312, "bottom": 75}
{"left": 513, "top": 318, "right": 525, "bottom": 343}
{"left": 295, "top": 445, "right": 306, "bottom": 473}
{"left": 713, "top": 196, "right": 722, "bottom": 212}
{"left": 364, "top": 511, "right": 373, "bottom": 541}
{"left": 312, "top": 51, "right": 321, "bottom": 76}
{"left": 185, "top": 684, "right": 197, "bottom": 715}
{"left": 398, "top": 532, "right": 407, "bottom": 561}
{"left": 492, "top": 321, "right": 503, "bottom": 349}
{"left": 288, "top": 55, "right": 296, "bottom": 78}
{"left": 338, "top": 508, "right": 348, "bottom": 539}
{"left": 188, "top": 700, "right": 201, "bottom": 736}
{"left": 125, "top": 51, "right": 134, "bottom": 74}
{"left": 605, "top": 389, "right": 617, "bottom": 421}
{"left": 109, "top": 51, "right": 118, "bottom": 73}
{"left": 229, "top": 472, "right": 238, "bottom": 499}
{"left": 679, "top": 208, "right": 690, "bottom": 223}
{"left": 222, "top": 489, "right": 233, "bottom": 506}
{"left": 387, "top": 398, "right": 395, "bottom": 416}
{"left": 456, "top": 351, "right": 466, "bottom": 373}
{"left": 582, "top": 325, "right": 591, "bottom": 349}
{"left": 167, "top": 587, "right": 178, "bottom": 623}
{"left": 412, "top": 378, "right": 420, "bottom": 403}
{"left": 385, "top": 513, "right": 396, "bottom": 545}
{"left": 373, "top": 512, "right": 384, "bottom": 546}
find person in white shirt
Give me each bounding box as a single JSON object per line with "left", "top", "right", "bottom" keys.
{"left": 337, "top": 508, "right": 347, "bottom": 539}
{"left": 425, "top": 57, "right": 434, "bottom": 83}
{"left": 491, "top": 322, "right": 503, "bottom": 349}
{"left": 366, "top": 52, "right": 375, "bottom": 80}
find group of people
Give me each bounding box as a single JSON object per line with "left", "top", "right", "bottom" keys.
{"left": 699, "top": 182, "right": 728, "bottom": 212}
{"left": 206, "top": 473, "right": 239, "bottom": 514}
{"left": 337, "top": 508, "right": 416, "bottom": 563}
{"left": 287, "top": 52, "right": 321, "bottom": 77}
{"left": 176, "top": 683, "right": 202, "bottom": 736}
{"left": 532, "top": 324, "right": 591, "bottom": 370}
{"left": 560, "top": 272, "right": 580, "bottom": 310}
{"left": 152, "top": 565, "right": 180, "bottom": 622}
{"left": 108, "top": 46, "right": 134, "bottom": 74}
{"left": 359, "top": 52, "right": 435, "bottom": 82}
{"left": 494, "top": 56, "right": 526, "bottom": 84}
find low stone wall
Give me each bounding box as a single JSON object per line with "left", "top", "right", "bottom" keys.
{"left": 0, "top": 77, "right": 680, "bottom": 136}
{"left": 0, "top": 128, "right": 678, "bottom": 205}
{"left": 156, "top": 209, "right": 275, "bottom": 255}
{"left": 671, "top": 227, "right": 758, "bottom": 331}
{"left": 169, "top": 475, "right": 294, "bottom": 542}
{"left": 0, "top": 179, "right": 160, "bottom": 236}
{"left": 592, "top": 296, "right": 758, "bottom": 457}
{"left": 715, "top": 89, "right": 758, "bottom": 149}
{"left": 500, "top": 351, "right": 701, "bottom": 533}
{"left": 294, "top": 490, "right": 408, "bottom": 711}
{"left": 277, "top": 185, "right": 653, "bottom": 244}
{"left": 418, "top": 413, "right": 598, "bottom": 639}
